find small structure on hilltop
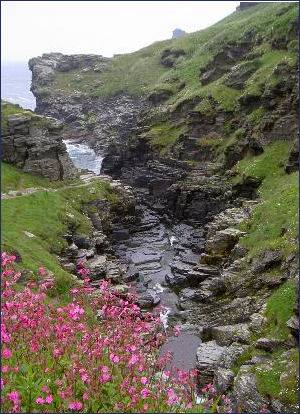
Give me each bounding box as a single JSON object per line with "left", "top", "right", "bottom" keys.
{"left": 236, "top": 2, "right": 260, "bottom": 11}
{"left": 172, "top": 28, "right": 186, "bottom": 39}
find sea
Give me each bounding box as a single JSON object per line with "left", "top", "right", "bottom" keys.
{"left": 1, "top": 62, "right": 36, "bottom": 110}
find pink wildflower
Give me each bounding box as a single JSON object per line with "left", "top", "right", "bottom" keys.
{"left": 41, "top": 385, "right": 50, "bottom": 393}
{"left": 2, "top": 348, "right": 12, "bottom": 358}
{"left": 7, "top": 391, "right": 19, "bottom": 403}
{"left": 2, "top": 365, "right": 9, "bottom": 373}
{"left": 68, "top": 304, "right": 85, "bottom": 320}
{"left": 141, "top": 376, "right": 148, "bottom": 385}
{"left": 69, "top": 401, "right": 83, "bottom": 410}
{"left": 36, "top": 397, "right": 45, "bottom": 404}
{"left": 100, "top": 373, "right": 111, "bottom": 383}
{"left": 141, "top": 388, "right": 150, "bottom": 398}
{"left": 109, "top": 353, "right": 120, "bottom": 364}
{"left": 45, "top": 395, "right": 53, "bottom": 404}
{"left": 100, "top": 365, "right": 110, "bottom": 374}
{"left": 128, "top": 354, "right": 139, "bottom": 366}
{"left": 173, "top": 325, "right": 181, "bottom": 336}
{"left": 167, "top": 388, "right": 179, "bottom": 406}
{"left": 38, "top": 266, "right": 47, "bottom": 276}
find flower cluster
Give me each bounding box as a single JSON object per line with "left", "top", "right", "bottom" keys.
{"left": 1, "top": 252, "right": 227, "bottom": 413}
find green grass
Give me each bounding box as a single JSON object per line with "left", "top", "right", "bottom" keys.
{"left": 2, "top": 178, "right": 117, "bottom": 296}
{"left": 263, "top": 280, "right": 297, "bottom": 340}
{"left": 235, "top": 142, "right": 298, "bottom": 257}
{"left": 1, "top": 162, "right": 65, "bottom": 193}
{"left": 48, "top": 2, "right": 297, "bottom": 110}
{"left": 242, "top": 50, "right": 297, "bottom": 98}
{"left": 143, "top": 121, "right": 186, "bottom": 153}
{"left": 247, "top": 107, "right": 266, "bottom": 126}
{"left": 1, "top": 101, "right": 33, "bottom": 131}
{"left": 255, "top": 348, "right": 299, "bottom": 406}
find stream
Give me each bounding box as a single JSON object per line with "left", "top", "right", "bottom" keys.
{"left": 64, "top": 140, "right": 202, "bottom": 370}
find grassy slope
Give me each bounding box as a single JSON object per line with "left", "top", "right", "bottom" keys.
{"left": 235, "top": 142, "right": 298, "bottom": 257}
{"left": 2, "top": 163, "right": 117, "bottom": 297}
{"left": 232, "top": 143, "right": 298, "bottom": 405}
{"left": 52, "top": 3, "right": 297, "bottom": 109}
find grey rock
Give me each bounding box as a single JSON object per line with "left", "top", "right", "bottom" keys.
{"left": 73, "top": 235, "right": 92, "bottom": 249}
{"left": 137, "top": 290, "right": 161, "bottom": 309}
{"left": 66, "top": 243, "right": 79, "bottom": 259}
{"left": 251, "top": 250, "right": 284, "bottom": 273}
{"left": 211, "top": 323, "right": 251, "bottom": 346}
{"left": 2, "top": 107, "right": 75, "bottom": 180}
{"left": 255, "top": 337, "right": 284, "bottom": 352}
{"left": 87, "top": 255, "right": 107, "bottom": 279}
{"left": 286, "top": 315, "right": 299, "bottom": 335}
{"left": 213, "top": 367, "right": 234, "bottom": 393}
{"left": 249, "top": 312, "right": 267, "bottom": 333}
{"left": 62, "top": 262, "right": 76, "bottom": 272}
{"left": 233, "top": 366, "right": 268, "bottom": 413}
{"left": 205, "top": 228, "right": 245, "bottom": 257}
{"left": 196, "top": 340, "right": 226, "bottom": 385}
{"left": 219, "top": 343, "right": 248, "bottom": 369}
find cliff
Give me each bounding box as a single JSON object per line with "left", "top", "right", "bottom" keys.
{"left": 1, "top": 101, "right": 75, "bottom": 180}
{"left": 24, "top": 2, "right": 299, "bottom": 412}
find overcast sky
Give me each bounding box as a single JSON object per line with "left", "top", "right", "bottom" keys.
{"left": 2, "top": 1, "right": 241, "bottom": 63}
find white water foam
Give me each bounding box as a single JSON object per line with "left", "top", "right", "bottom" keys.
{"left": 64, "top": 140, "right": 104, "bottom": 175}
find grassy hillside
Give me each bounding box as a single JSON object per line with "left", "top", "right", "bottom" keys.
{"left": 52, "top": 2, "right": 297, "bottom": 111}
{"left": 2, "top": 163, "right": 117, "bottom": 297}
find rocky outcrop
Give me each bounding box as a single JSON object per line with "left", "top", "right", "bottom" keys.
{"left": 29, "top": 53, "right": 150, "bottom": 151}
{"left": 2, "top": 104, "right": 75, "bottom": 180}
{"left": 172, "top": 28, "right": 186, "bottom": 39}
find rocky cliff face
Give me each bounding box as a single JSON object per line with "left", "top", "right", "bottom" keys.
{"left": 29, "top": 53, "right": 150, "bottom": 149}
{"left": 2, "top": 102, "right": 75, "bottom": 180}
{"left": 28, "top": 2, "right": 299, "bottom": 412}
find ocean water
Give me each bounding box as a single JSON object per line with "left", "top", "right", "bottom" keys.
{"left": 1, "top": 62, "right": 36, "bottom": 110}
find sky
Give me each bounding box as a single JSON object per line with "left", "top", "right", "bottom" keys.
{"left": 1, "top": 1, "right": 241, "bottom": 63}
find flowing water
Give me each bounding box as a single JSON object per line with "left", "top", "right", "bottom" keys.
{"left": 63, "top": 140, "right": 104, "bottom": 175}
{"left": 64, "top": 141, "right": 201, "bottom": 370}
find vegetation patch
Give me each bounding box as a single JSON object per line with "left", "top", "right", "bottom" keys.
{"left": 144, "top": 121, "right": 186, "bottom": 153}
{"left": 2, "top": 175, "right": 116, "bottom": 296}
{"left": 235, "top": 141, "right": 298, "bottom": 257}
{"left": 263, "top": 280, "right": 297, "bottom": 340}
{"left": 242, "top": 50, "right": 296, "bottom": 98}
{"left": 2, "top": 163, "right": 61, "bottom": 193}
{"left": 255, "top": 348, "right": 298, "bottom": 406}
{"left": 246, "top": 107, "right": 266, "bottom": 126}
{"left": 47, "top": 2, "right": 297, "bottom": 110}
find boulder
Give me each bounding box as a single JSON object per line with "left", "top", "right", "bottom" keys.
{"left": 251, "top": 250, "right": 284, "bottom": 273}
{"left": 205, "top": 228, "right": 245, "bottom": 256}
{"left": 286, "top": 315, "right": 299, "bottom": 336}
{"left": 219, "top": 343, "right": 248, "bottom": 369}
{"left": 285, "top": 139, "right": 298, "bottom": 174}
{"left": 211, "top": 323, "right": 251, "bottom": 346}
{"left": 86, "top": 255, "right": 107, "bottom": 280}
{"left": 137, "top": 290, "right": 161, "bottom": 309}
{"left": 233, "top": 366, "right": 268, "bottom": 413}
{"left": 73, "top": 235, "right": 92, "bottom": 249}
{"left": 223, "top": 59, "right": 260, "bottom": 89}
{"left": 249, "top": 312, "right": 267, "bottom": 333}
{"left": 255, "top": 337, "right": 285, "bottom": 352}
{"left": 196, "top": 341, "right": 226, "bottom": 386}
{"left": 213, "top": 367, "right": 234, "bottom": 393}
{"left": 160, "top": 48, "right": 186, "bottom": 68}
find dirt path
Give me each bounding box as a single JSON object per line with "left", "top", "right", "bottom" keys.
{"left": 2, "top": 173, "right": 112, "bottom": 200}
